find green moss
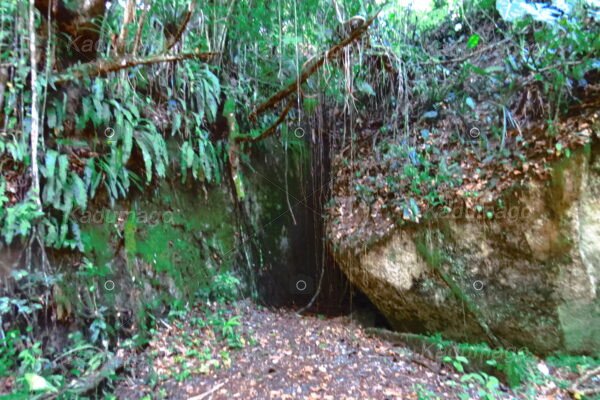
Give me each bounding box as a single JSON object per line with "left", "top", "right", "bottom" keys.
{"left": 557, "top": 300, "right": 600, "bottom": 355}
{"left": 69, "top": 179, "right": 237, "bottom": 342}
{"left": 80, "top": 221, "right": 114, "bottom": 268}
{"left": 124, "top": 211, "right": 137, "bottom": 270}
{"left": 133, "top": 183, "right": 235, "bottom": 298}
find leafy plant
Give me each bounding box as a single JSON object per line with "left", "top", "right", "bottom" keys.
{"left": 0, "top": 330, "right": 20, "bottom": 377}
{"left": 460, "top": 371, "right": 502, "bottom": 400}
{"left": 444, "top": 354, "right": 470, "bottom": 373}
{"left": 0, "top": 183, "right": 44, "bottom": 244}
{"left": 209, "top": 271, "right": 241, "bottom": 303}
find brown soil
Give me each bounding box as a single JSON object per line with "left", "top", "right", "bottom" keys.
{"left": 115, "top": 300, "right": 577, "bottom": 399}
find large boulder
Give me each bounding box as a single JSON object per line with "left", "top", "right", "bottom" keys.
{"left": 331, "top": 147, "right": 600, "bottom": 355}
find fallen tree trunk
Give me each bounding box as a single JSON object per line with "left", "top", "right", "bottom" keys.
{"left": 248, "top": 12, "right": 379, "bottom": 121}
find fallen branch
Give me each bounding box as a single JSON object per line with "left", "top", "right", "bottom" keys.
{"left": 248, "top": 12, "right": 379, "bottom": 121}
{"left": 48, "top": 352, "right": 125, "bottom": 399}
{"left": 235, "top": 101, "right": 293, "bottom": 143}
{"left": 188, "top": 381, "right": 226, "bottom": 400}
{"left": 52, "top": 51, "right": 219, "bottom": 84}
{"left": 166, "top": 2, "right": 195, "bottom": 51}
{"left": 420, "top": 38, "right": 512, "bottom": 66}
{"left": 569, "top": 365, "right": 600, "bottom": 398}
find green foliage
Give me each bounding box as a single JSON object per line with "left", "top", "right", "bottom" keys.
{"left": 0, "top": 185, "right": 43, "bottom": 244}
{"left": 458, "top": 371, "right": 502, "bottom": 400}
{"left": 415, "top": 332, "right": 535, "bottom": 388}
{"left": 467, "top": 34, "right": 480, "bottom": 49}
{"left": 205, "top": 309, "right": 243, "bottom": 349}
{"left": 443, "top": 354, "right": 470, "bottom": 373}
{"left": 546, "top": 353, "right": 600, "bottom": 373}
{"left": 208, "top": 271, "right": 241, "bottom": 303}
{"left": 0, "top": 1, "right": 597, "bottom": 395}
{"left": 413, "top": 384, "right": 440, "bottom": 400}
{"left": 0, "top": 330, "right": 19, "bottom": 377}
{"left": 376, "top": 141, "right": 459, "bottom": 222}
{"left": 0, "top": 327, "right": 116, "bottom": 399}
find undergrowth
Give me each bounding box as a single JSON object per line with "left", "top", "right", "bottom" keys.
{"left": 0, "top": 270, "right": 243, "bottom": 399}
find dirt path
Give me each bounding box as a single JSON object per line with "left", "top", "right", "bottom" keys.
{"left": 116, "top": 300, "right": 568, "bottom": 399}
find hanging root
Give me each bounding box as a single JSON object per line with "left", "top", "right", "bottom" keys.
{"left": 248, "top": 11, "right": 380, "bottom": 121}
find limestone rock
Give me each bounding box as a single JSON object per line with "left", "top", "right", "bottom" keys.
{"left": 331, "top": 148, "right": 600, "bottom": 354}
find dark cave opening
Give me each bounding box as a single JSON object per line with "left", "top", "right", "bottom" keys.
{"left": 247, "top": 115, "right": 387, "bottom": 325}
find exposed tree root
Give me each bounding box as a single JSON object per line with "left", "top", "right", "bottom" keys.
{"left": 432, "top": 264, "right": 503, "bottom": 348}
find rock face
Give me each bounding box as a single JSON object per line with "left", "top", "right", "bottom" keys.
{"left": 331, "top": 147, "right": 600, "bottom": 355}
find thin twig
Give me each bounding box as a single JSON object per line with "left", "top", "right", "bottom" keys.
{"left": 569, "top": 365, "right": 600, "bottom": 397}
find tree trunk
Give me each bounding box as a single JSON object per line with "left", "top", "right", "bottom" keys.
{"left": 29, "top": 0, "right": 41, "bottom": 209}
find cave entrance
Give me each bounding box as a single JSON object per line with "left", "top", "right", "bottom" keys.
{"left": 246, "top": 115, "right": 383, "bottom": 319}
{"left": 249, "top": 135, "right": 353, "bottom": 315}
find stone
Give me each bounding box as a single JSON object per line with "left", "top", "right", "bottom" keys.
{"left": 331, "top": 147, "right": 600, "bottom": 355}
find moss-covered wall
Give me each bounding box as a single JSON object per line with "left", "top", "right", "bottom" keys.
{"left": 54, "top": 179, "right": 236, "bottom": 338}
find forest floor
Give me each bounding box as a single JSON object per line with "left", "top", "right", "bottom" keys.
{"left": 115, "top": 300, "right": 581, "bottom": 400}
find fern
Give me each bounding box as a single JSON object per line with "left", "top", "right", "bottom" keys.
{"left": 0, "top": 197, "right": 44, "bottom": 244}
{"left": 185, "top": 63, "right": 221, "bottom": 123}
{"left": 179, "top": 132, "right": 222, "bottom": 184}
